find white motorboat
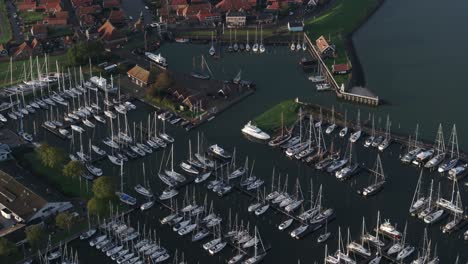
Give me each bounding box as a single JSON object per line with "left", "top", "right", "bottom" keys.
{"left": 145, "top": 52, "right": 168, "bottom": 67}
{"left": 180, "top": 161, "right": 199, "bottom": 174}
{"left": 241, "top": 121, "right": 270, "bottom": 140}
{"left": 209, "top": 144, "right": 231, "bottom": 159}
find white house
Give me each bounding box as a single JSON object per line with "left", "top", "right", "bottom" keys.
{"left": 287, "top": 21, "right": 304, "bottom": 32}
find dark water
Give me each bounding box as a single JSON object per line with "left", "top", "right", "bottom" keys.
{"left": 36, "top": 0, "right": 468, "bottom": 262}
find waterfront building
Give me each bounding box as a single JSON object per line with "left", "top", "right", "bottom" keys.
{"left": 127, "top": 65, "right": 154, "bottom": 88}
{"left": 316, "top": 35, "right": 335, "bottom": 57}
{"left": 287, "top": 21, "right": 304, "bottom": 32}
{"left": 98, "top": 20, "right": 127, "bottom": 47}
{"left": 332, "top": 64, "right": 351, "bottom": 75}
{"left": 226, "top": 11, "right": 247, "bottom": 28}
{"left": 0, "top": 170, "right": 72, "bottom": 237}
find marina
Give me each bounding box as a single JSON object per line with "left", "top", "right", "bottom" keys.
{"left": 0, "top": 0, "right": 468, "bottom": 263}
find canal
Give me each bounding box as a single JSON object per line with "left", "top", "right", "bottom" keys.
{"left": 58, "top": 0, "right": 468, "bottom": 263}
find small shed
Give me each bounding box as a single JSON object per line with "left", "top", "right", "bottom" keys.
{"left": 332, "top": 64, "right": 350, "bottom": 75}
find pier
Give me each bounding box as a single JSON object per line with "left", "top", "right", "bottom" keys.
{"left": 303, "top": 34, "right": 380, "bottom": 106}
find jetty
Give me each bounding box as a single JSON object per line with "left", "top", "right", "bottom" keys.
{"left": 303, "top": 34, "right": 380, "bottom": 106}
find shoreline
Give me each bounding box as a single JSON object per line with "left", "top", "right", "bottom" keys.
{"left": 345, "top": 0, "right": 386, "bottom": 88}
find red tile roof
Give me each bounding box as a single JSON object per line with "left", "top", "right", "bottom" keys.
{"left": 43, "top": 17, "right": 68, "bottom": 25}
{"left": 170, "top": 0, "right": 187, "bottom": 6}
{"left": 266, "top": 1, "right": 279, "bottom": 10}
{"left": 332, "top": 64, "right": 350, "bottom": 72}
{"left": 79, "top": 14, "right": 95, "bottom": 26}
{"left": 98, "top": 20, "right": 122, "bottom": 41}
{"left": 108, "top": 9, "right": 126, "bottom": 24}
{"left": 17, "top": 2, "right": 37, "bottom": 11}
{"left": 31, "top": 24, "right": 48, "bottom": 35}
{"left": 103, "top": 0, "right": 121, "bottom": 9}
{"left": 182, "top": 3, "right": 212, "bottom": 18}
{"left": 13, "top": 42, "right": 33, "bottom": 57}
{"left": 77, "top": 5, "right": 102, "bottom": 16}
{"left": 215, "top": 0, "right": 255, "bottom": 12}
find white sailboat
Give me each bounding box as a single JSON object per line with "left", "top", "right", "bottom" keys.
{"left": 252, "top": 26, "right": 259, "bottom": 53}
{"left": 349, "top": 109, "right": 361, "bottom": 143}
{"left": 209, "top": 32, "right": 216, "bottom": 56}
{"left": 259, "top": 26, "right": 265, "bottom": 53}
{"left": 438, "top": 124, "right": 458, "bottom": 173}
{"left": 339, "top": 109, "right": 348, "bottom": 137}
{"left": 360, "top": 154, "right": 385, "bottom": 197}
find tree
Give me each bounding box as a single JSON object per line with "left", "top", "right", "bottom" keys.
{"left": 37, "top": 143, "right": 64, "bottom": 169}
{"left": 25, "top": 224, "right": 45, "bottom": 247}
{"left": 63, "top": 160, "right": 84, "bottom": 180}
{"left": 67, "top": 41, "right": 107, "bottom": 66}
{"left": 55, "top": 212, "right": 74, "bottom": 232}
{"left": 147, "top": 71, "right": 174, "bottom": 97}
{"left": 87, "top": 197, "right": 108, "bottom": 216}
{"left": 0, "top": 238, "right": 17, "bottom": 257}
{"left": 92, "top": 176, "right": 115, "bottom": 200}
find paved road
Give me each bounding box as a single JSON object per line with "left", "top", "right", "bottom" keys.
{"left": 5, "top": 0, "right": 23, "bottom": 43}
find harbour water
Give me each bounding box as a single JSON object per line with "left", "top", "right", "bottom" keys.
{"left": 37, "top": 0, "right": 468, "bottom": 262}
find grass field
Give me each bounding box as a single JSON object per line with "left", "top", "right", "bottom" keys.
{"left": 22, "top": 151, "right": 93, "bottom": 199}
{"left": 0, "top": 53, "right": 70, "bottom": 88}
{"left": 0, "top": 1, "right": 12, "bottom": 44}
{"left": 305, "top": 0, "right": 379, "bottom": 84}
{"left": 254, "top": 100, "right": 300, "bottom": 133}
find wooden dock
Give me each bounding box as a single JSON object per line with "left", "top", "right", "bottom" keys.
{"left": 303, "top": 34, "right": 380, "bottom": 106}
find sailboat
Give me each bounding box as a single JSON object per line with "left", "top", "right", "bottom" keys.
{"left": 290, "top": 34, "right": 296, "bottom": 51}
{"left": 259, "top": 26, "right": 265, "bottom": 53}
{"left": 325, "top": 106, "right": 336, "bottom": 134}
{"left": 164, "top": 145, "right": 186, "bottom": 182}
{"left": 228, "top": 29, "right": 233, "bottom": 52}
{"left": 401, "top": 125, "right": 423, "bottom": 163}
{"left": 134, "top": 163, "right": 153, "bottom": 198}
{"left": 233, "top": 29, "right": 239, "bottom": 51}
{"left": 115, "top": 163, "right": 137, "bottom": 206}
{"left": 377, "top": 115, "right": 391, "bottom": 151}
{"left": 349, "top": 109, "right": 361, "bottom": 143}
{"left": 339, "top": 109, "right": 348, "bottom": 137}
{"left": 191, "top": 55, "right": 212, "bottom": 80}
{"left": 245, "top": 30, "right": 251, "bottom": 52}
{"left": 424, "top": 124, "right": 446, "bottom": 169}
{"left": 364, "top": 115, "right": 375, "bottom": 147}
{"left": 242, "top": 227, "right": 266, "bottom": 264}
{"left": 409, "top": 170, "right": 428, "bottom": 215}
{"left": 268, "top": 113, "right": 292, "bottom": 146}
{"left": 317, "top": 220, "right": 331, "bottom": 243}
{"left": 360, "top": 154, "right": 385, "bottom": 197}
{"left": 252, "top": 26, "right": 259, "bottom": 53}
{"left": 209, "top": 32, "right": 216, "bottom": 56}
{"left": 336, "top": 142, "right": 359, "bottom": 180}
{"left": 296, "top": 34, "right": 301, "bottom": 51}
{"left": 180, "top": 140, "right": 199, "bottom": 175}
{"left": 438, "top": 124, "right": 459, "bottom": 173}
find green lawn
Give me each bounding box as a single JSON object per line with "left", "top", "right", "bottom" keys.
{"left": 0, "top": 1, "right": 12, "bottom": 44}
{"left": 254, "top": 100, "right": 300, "bottom": 133}
{"left": 305, "top": 0, "right": 379, "bottom": 85}
{"left": 0, "top": 53, "right": 70, "bottom": 88}
{"left": 19, "top": 11, "right": 45, "bottom": 24}
{"left": 21, "top": 151, "right": 92, "bottom": 199}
